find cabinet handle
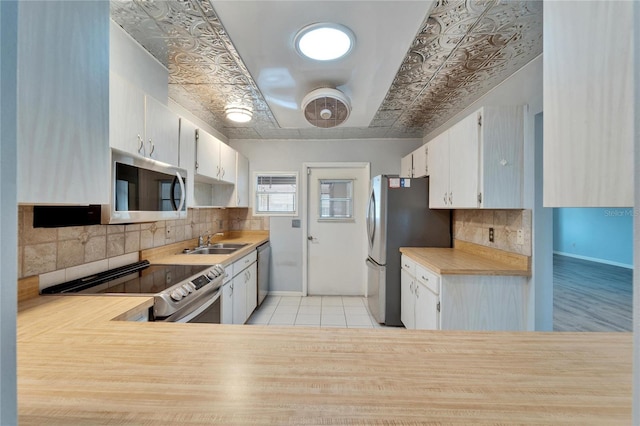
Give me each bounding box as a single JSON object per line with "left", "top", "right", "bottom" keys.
{"left": 216, "top": 165, "right": 220, "bottom": 177}
{"left": 443, "top": 193, "right": 447, "bottom": 205}
{"left": 448, "top": 192, "right": 452, "bottom": 205}
{"left": 221, "top": 168, "right": 225, "bottom": 179}
{"left": 415, "top": 285, "right": 420, "bottom": 298}
{"left": 137, "top": 135, "right": 144, "bottom": 154}
{"left": 421, "top": 275, "right": 428, "bottom": 282}
{"left": 148, "top": 139, "right": 155, "bottom": 156}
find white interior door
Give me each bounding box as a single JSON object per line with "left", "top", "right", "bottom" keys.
{"left": 307, "top": 166, "right": 368, "bottom": 296}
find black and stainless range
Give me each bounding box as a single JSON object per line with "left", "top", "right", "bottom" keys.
{"left": 41, "top": 260, "right": 226, "bottom": 323}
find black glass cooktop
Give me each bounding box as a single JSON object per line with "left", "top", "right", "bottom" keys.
{"left": 41, "top": 261, "right": 210, "bottom": 295}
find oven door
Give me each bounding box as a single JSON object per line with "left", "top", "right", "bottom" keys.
{"left": 163, "top": 291, "right": 221, "bottom": 324}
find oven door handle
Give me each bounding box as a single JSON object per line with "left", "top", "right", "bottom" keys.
{"left": 172, "top": 291, "right": 220, "bottom": 323}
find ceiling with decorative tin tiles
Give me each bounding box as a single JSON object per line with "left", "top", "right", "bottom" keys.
{"left": 110, "top": 0, "right": 542, "bottom": 140}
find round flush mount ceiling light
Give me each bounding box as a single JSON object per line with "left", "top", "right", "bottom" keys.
{"left": 295, "top": 23, "right": 355, "bottom": 61}
{"left": 225, "top": 106, "right": 253, "bottom": 123}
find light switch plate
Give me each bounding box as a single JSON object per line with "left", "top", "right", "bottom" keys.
{"left": 292, "top": 219, "right": 301, "bottom": 228}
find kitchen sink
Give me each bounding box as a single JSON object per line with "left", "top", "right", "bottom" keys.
{"left": 183, "top": 243, "right": 249, "bottom": 255}
{"left": 187, "top": 247, "right": 237, "bottom": 255}
{"left": 209, "top": 243, "right": 249, "bottom": 249}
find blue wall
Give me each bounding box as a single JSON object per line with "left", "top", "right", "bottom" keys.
{"left": 553, "top": 208, "right": 633, "bottom": 268}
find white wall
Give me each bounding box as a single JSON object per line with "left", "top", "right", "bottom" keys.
{"left": 110, "top": 20, "right": 168, "bottom": 103}
{"left": 230, "top": 138, "right": 422, "bottom": 292}
{"left": 0, "top": 1, "right": 18, "bottom": 422}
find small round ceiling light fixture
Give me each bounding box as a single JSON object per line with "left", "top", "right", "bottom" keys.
{"left": 302, "top": 88, "right": 351, "bottom": 128}
{"left": 295, "top": 23, "right": 355, "bottom": 61}
{"left": 225, "top": 105, "right": 253, "bottom": 123}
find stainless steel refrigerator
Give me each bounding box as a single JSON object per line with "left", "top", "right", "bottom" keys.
{"left": 365, "top": 175, "right": 451, "bottom": 326}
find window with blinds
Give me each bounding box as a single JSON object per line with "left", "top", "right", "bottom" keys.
{"left": 254, "top": 172, "right": 298, "bottom": 215}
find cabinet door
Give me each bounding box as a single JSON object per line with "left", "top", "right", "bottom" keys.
{"left": 414, "top": 281, "right": 439, "bottom": 330}
{"left": 412, "top": 145, "right": 428, "bottom": 178}
{"left": 427, "top": 132, "right": 450, "bottom": 208}
{"left": 232, "top": 273, "right": 247, "bottom": 324}
{"left": 219, "top": 142, "right": 237, "bottom": 184}
{"left": 448, "top": 111, "right": 479, "bottom": 208}
{"left": 235, "top": 153, "right": 250, "bottom": 207}
{"left": 18, "top": 1, "right": 110, "bottom": 204}
{"left": 195, "top": 130, "right": 222, "bottom": 181}
{"left": 145, "top": 95, "right": 179, "bottom": 166}
{"left": 479, "top": 106, "right": 524, "bottom": 209}
{"left": 178, "top": 118, "right": 197, "bottom": 207}
{"left": 544, "top": 1, "right": 633, "bottom": 207}
{"left": 245, "top": 263, "right": 258, "bottom": 319}
{"left": 110, "top": 72, "right": 146, "bottom": 156}
{"left": 221, "top": 281, "right": 233, "bottom": 324}
{"left": 400, "top": 154, "right": 413, "bottom": 178}
{"left": 400, "top": 268, "right": 415, "bottom": 329}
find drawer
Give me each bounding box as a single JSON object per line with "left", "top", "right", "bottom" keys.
{"left": 232, "top": 250, "right": 257, "bottom": 276}
{"left": 400, "top": 255, "right": 416, "bottom": 276}
{"left": 416, "top": 264, "right": 440, "bottom": 294}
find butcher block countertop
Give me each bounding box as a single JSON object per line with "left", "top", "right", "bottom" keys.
{"left": 142, "top": 230, "right": 269, "bottom": 266}
{"left": 401, "top": 240, "right": 531, "bottom": 276}
{"left": 17, "top": 295, "right": 632, "bottom": 424}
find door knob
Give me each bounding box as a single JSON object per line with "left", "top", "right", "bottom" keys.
{"left": 307, "top": 236, "right": 314, "bottom": 241}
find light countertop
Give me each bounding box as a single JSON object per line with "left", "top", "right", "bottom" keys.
{"left": 400, "top": 241, "right": 531, "bottom": 276}
{"left": 143, "top": 231, "right": 269, "bottom": 267}
{"left": 17, "top": 293, "right": 631, "bottom": 424}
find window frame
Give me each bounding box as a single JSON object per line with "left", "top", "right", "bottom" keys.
{"left": 253, "top": 171, "right": 299, "bottom": 216}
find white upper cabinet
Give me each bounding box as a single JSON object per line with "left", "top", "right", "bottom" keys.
{"left": 110, "top": 72, "right": 179, "bottom": 166}
{"left": 412, "top": 145, "right": 428, "bottom": 178}
{"left": 145, "top": 95, "right": 180, "bottom": 166}
{"left": 400, "top": 153, "right": 413, "bottom": 178}
{"left": 17, "top": 1, "right": 110, "bottom": 204}
{"left": 178, "top": 117, "right": 197, "bottom": 208}
{"left": 110, "top": 73, "right": 145, "bottom": 157}
{"left": 400, "top": 145, "right": 428, "bottom": 178}
{"left": 218, "top": 141, "right": 237, "bottom": 185}
{"left": 427, "top": 106, "right": 524, "bottom": 209}
{"left": 195, "top": 129, "right": 236, "bottom": 185}
{"left": 234, "top": 153, "right": 250, "bottom": 207}
{"left": 543, "top": 1, "right": 633, "bottom": 207}
{"left": 428, "top": 132, "right": 450, "bottom": 208}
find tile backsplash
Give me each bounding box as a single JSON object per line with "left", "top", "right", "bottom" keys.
{"left": 453, "top": 209, "right": 532, "bottom": 256}
{"left": 18, "top": 206, "right": 269, "bottom": 280}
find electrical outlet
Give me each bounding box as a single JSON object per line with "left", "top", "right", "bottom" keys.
{"left": 489, "top": 227, "right": 494, "bottom": 242}
{"left": 517, "top": 229, "right": 524, "bottom": 245}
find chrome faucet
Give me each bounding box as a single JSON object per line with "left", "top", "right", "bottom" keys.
{"left": 198, "top": 231, "right": 211, "bottom": 247}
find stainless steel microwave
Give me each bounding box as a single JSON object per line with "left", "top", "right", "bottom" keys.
{"left": 102, "top": 149, "right": 187, "bottom": 224}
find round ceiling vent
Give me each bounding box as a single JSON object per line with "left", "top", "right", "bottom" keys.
{"left": 301, "top": 88, "right": 351, "bottom": 128}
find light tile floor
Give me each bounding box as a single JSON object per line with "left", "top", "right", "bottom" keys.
{"left": 247, "top": 295, "right": 388, "bottom": 328}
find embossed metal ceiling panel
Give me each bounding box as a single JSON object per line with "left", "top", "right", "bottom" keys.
{"left": 110, "top": 0, "right": 542, "bottom": 140}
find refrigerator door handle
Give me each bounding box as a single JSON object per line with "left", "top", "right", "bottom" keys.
{"left": 366, "top": 189, "right": 376, "bottom": 248}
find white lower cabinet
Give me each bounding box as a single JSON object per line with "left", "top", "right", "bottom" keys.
{"left": 401, "top": 256, "right": 439, "bottom": 330}
{"left": 221, "top": 251, "right": 258, "bottom": 325}
{"left": 401, "top": 254, "right": 528, "bottom": 331}
{"left": 221, "top": 279, "right": 233, "bottom": 324}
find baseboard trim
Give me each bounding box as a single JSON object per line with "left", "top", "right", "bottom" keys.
{"left": 267, "top": 291, "right": 304, "bottom": 297}
{"left": 553, "top": 251, "right": 633, "bottom": 269}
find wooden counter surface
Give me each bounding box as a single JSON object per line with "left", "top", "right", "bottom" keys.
{"left": 18, "top": 295, "right": 631, "bottom": 424}
{"left": 143, "top": 231, "right": 269, "bottom": 267}
{"left": 401, "top": 241, "right": 530, "bottom": 276}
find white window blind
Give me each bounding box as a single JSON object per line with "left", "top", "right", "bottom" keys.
{"left": 254, "top": 172, "right": 298, "bottom": 215}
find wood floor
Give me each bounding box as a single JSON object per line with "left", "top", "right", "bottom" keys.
{"left": 553, "top": 254, "right": 633, "bottom": 331}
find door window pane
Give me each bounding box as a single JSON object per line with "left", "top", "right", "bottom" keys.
{"left": 319, "top": 179, "right": 353, "bottom": 220}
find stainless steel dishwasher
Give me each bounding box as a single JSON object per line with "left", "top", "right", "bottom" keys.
{"left": 257, "top": 242, "right": 270, "bottom": 306}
